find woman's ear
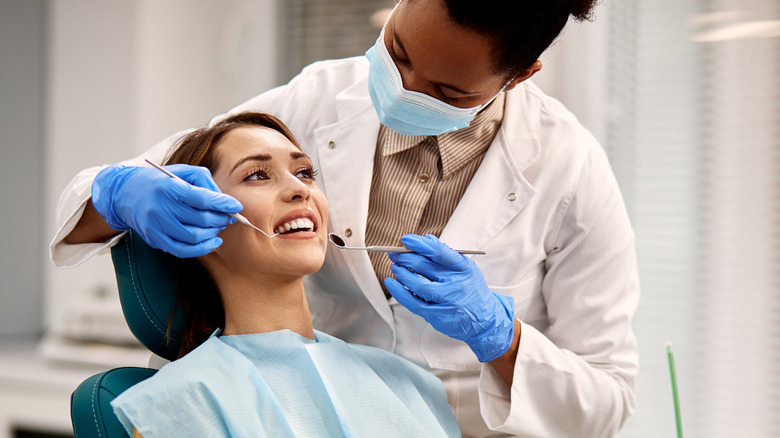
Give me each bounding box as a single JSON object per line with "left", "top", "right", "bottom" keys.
{"left": 505, "top": 60, "right": 543, "bottom": 91}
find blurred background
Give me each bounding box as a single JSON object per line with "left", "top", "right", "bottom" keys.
{"left": 0, "top": 0, "right": 778, "bottom": 437}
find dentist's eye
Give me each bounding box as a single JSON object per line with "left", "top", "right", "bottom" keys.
{"left": 440, "top": 94, "right": 460, "bottom": 104}
{"left": 245, "top": 167, "right": 270, "bottom": 181}
{"left": 388, "top": 46, "right": 410, "bottom": 67}
{"left": 295, "top": 165, "right": 319, "bottom": 181}
{"left": 436, "top": 86, "right": 464, "bottom": 104}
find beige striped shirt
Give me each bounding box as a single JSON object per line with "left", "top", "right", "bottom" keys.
{"left": 365, "top": 93, "right": 506, "bottom": 292}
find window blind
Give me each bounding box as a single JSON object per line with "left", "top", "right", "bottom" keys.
{"left": 607, "top": 1, "right": 705, "bottom": 437}
{"left": 276, "top": 0, "right": 395, "bottom": 84}
{"left": 605, "top": 0, "right": 780, "bottom": 437}
{"left": 696, "top": 1, "right": 780, "bottom": 436}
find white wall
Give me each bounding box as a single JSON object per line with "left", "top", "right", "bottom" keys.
{"left": 44, "top": 0, "right": 278, "bottom": 328}
{"left": 533, "top": 9, "right": 611, "bottom": 146}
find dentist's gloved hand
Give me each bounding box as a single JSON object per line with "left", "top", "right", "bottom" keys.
{"left": 92, "top": 164, "right": 243, "bottom": 258}
{"left": 384, "top": 234, "right": 515, "bottom": 363}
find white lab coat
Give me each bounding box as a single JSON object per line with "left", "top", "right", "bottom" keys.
{"left": 52, "top": 57, "right": 639, "bottom": 438}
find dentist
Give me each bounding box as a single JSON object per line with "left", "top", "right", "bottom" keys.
{"left": 52, "top": 0, "right": 639, "bottom": 437}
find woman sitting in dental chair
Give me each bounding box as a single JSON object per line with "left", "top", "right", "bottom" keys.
{"left": 109, "top": 112, "right": 460, "bottom": 438}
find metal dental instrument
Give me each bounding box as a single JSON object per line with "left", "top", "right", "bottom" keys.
{"left": 144, "top": 159, "right": 279, "bottom": 238}
{"left": 329, "top": 233, "right": 486, "bottom": 255}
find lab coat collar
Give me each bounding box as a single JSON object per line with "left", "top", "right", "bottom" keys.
{"left": 333, "top": 62, "right": 375, "bottom": 121}
{"left": 497, "top": 82, "right": 541, "bottom": 172}
{"left": 439, "top": 83, "right": 539, "bottom": 254}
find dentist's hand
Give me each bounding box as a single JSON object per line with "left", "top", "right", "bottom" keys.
{"left": 384, "top": 234, "right": 515, "bottom": 362}
{"left": 92, "top": 164, "right": 243, "bottom": 258}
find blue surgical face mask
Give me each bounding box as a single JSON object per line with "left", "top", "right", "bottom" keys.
{"left": 365, "top": 29, "right": 507, "bottom": 137}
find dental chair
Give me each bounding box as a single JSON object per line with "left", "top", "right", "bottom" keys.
{"left": 70, "top": 230, "right": 186, "bottom": 437}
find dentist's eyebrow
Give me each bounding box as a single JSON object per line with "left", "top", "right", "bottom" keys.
{"left": 231, "top": 153, "right": 271, "bottom": 175}
{"left": 392, "top": 21, "right": 412, "bottom": 65}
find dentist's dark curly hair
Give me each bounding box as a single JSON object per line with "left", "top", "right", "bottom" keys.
{"left": 440, "top": 0, "right": 598, "bottom": 77}
{"left": 164, "top": 111, "right": 302, "bottom": 358}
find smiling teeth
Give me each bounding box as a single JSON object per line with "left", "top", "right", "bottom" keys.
{"left": 276, "top": 218, "right": 315, "bottom": 234}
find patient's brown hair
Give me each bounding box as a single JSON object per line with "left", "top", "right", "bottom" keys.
{"left": 164, "top": 111, "right": 301, "bottom": 357}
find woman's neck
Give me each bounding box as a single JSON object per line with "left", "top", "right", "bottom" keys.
{"left": 213, "top": 269, "right": 314, "bottom": 340}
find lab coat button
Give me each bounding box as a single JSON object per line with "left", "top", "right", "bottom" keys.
{"left": 418, "top": 173, "right": 429, "bottom": 183}
{"left": 345, "top": 228, "right": 353, "bottom": 237}
{"left": 507, "top": 192, "right": 517, "bottom": 201}
{"left": 328, "top": 141, "right": 336, "bottom": 149}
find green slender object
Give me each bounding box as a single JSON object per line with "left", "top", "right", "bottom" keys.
{"left": 666, "top": 341, "right": 683, "bottom": 438}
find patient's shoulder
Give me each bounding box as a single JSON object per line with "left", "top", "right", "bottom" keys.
{"left": 313, "top": 331, "right": 433, "bottom": 381}
{"left": 346, "top": 342, "right": 441, "bottom": 391}
{"left": 153, "top": 336, "right": 253, "bottom": 383}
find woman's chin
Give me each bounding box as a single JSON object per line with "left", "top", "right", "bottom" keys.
{"left": 226, "top": 232, "right": 326, "bottom": 276}
{"left": 276, "top": 260, "right": 324, "bottom": 277}
{"left": 270, "top": 250, "right": 326, "bottom": 276}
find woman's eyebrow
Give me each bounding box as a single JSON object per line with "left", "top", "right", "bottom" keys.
{"left": 231, "top": 153, "right": 271, "bottom": 174}
{"left": 291, "top": 151, "right": 309, "bottom": 160}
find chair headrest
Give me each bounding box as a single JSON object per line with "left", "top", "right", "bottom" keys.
{"left": 110, "top": 230, "right": 185, "bottom": 361}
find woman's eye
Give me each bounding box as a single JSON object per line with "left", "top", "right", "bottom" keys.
{"left": 296, "top": 166, "right": 319, "bottom": 180}
{"left": 245, "top": 169, "right": 269, "bottom": 181}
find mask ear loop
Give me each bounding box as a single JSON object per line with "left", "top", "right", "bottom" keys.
{"left": 480, "top": 74, "right": 518, "bottom": 110}
{"left": 500, "top": 74, "right": 518, "bottom": 93}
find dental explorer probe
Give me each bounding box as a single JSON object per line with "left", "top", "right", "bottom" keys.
{"left": 144, "top": 159, "right": 279, "bottom": 238}
{"left": 329, "top": 233, "right": 486, "bottom": 255}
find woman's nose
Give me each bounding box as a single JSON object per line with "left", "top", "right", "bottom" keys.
{"left": 282, "top": 174, "right": 310, "bottom": 201}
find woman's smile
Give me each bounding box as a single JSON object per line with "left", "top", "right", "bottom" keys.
{"left": 273, "top": 208, "right": 319, "bottom": 237}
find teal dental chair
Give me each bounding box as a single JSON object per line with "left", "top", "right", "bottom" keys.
{"left": 70, "top": 230, "right": 187, "bottom": 437}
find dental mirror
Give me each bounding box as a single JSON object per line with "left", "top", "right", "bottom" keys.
{"left": 328, "top": 233, "right": 486, "bottom": 255}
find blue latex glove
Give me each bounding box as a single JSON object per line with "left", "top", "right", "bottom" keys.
{"left": 384, "top": 234, "right": 515, "bottom": 362}
{"left": 92, "top": 164, "right": 243, "bottom": 258}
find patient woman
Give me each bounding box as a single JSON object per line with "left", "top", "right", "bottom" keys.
{"left": 109, "top": 112, "right": 460, "bottom": 438}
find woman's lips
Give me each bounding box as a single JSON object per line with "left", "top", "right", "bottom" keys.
{"left": 275, "top": 217, "right": 315, "bottom": 235}
{"left": 276, "top": 229, "right": 319, "bottom": 240}
{"left": 272, "top": 209, "right": 319, "bottom": 236}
